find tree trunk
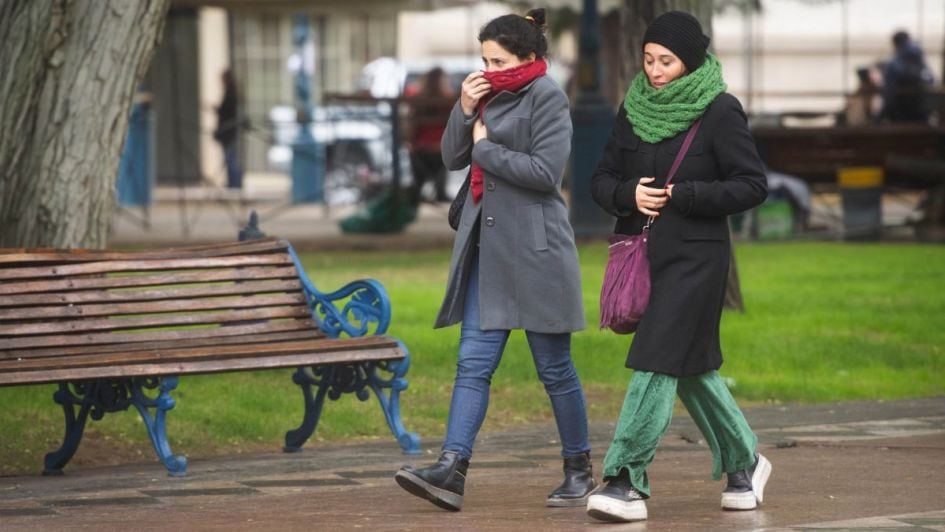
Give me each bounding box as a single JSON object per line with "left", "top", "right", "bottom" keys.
{"left": 618, "top": 1, "right": 745, "bottom": 311}
{"left": 0, "top": 0, "right": 169, "bottom": 249}
{"left": 724, "top": 233, "right": 745, "bottom": 311}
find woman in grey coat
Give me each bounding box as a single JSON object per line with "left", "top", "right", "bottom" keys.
{"left": 394, "top": 8, "right": 595, "bottom": 512}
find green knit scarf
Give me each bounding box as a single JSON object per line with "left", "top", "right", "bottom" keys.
{"left": 623, "top": 53, "right": 727, "bottom": 143}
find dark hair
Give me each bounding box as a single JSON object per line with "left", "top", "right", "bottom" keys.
{"left": 420, "top": 67, "right": 448, "bottom": 97}
{"left": 892, "top": 30, "right": 910, "bottom": 49}
{"left": 855, "top": 67, "right": 870, "bottom": 85}
{"left": 478, "top": 8, "right": 548, "bottom": 60}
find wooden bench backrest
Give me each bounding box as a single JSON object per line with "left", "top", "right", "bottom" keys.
{"left": 0, "top": 238, "right": 321, "bottom": 360}
{"left": 751, "top": 125, "right": 945, "bottom": 185}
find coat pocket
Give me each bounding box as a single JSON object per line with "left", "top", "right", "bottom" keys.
{"left": 492, "top": 116, "right": 531, "bottom": 152}
{"left": 528, "top": 203, "right": 549, "bottom": 251}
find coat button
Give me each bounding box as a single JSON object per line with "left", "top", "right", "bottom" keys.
{"left": 486, "top": 181, "right": 496, "bottom": 191}
{"left": 485, "top": 216, "right": 495, "bottom": 227}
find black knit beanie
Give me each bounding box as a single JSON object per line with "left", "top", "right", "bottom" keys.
{"left": 642, "top": 10, "right": 711, "bottom": 72}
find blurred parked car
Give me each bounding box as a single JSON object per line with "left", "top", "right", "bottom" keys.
{"left": 268, "top": 102, "right": 411, "bottom": 206}
{"left": 269, "top": 57, "right": 571, "bottom": 206}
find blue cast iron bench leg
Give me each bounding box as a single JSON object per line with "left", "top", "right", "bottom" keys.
{"left": 283, "top": 246, "right": 420, "bottom": 455}
{"left": 44, "top": 377, "right": 187, "bottom": 477}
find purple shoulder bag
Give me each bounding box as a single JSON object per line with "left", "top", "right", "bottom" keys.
{"left": 599, "top": 119, "right": 702, "bottom": 334}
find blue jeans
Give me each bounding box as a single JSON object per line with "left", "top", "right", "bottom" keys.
{"left": 223, "top": 141, "right": 243, "bottom": 189}
{"left": 442, "top": 252, "right": 591, "bottom": 460}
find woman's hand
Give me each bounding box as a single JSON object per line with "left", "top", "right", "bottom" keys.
{"left": 460, "top": 71, "right": 491, "bottom": 116}
{"left": 636, "top": 177, "right": 669, "bottom": 216}
{"left": 473, "top": 119, "right": 487, "bottom": 144}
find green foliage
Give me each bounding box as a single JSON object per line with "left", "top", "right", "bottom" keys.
{"left": 1, "top": 242, "right": 942, "bottom": 475}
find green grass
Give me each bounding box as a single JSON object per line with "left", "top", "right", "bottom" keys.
{"left": 1, "top": 242, "right": 943, "bottom": 476}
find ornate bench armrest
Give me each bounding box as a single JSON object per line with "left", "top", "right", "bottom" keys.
{"left": 287, "top": 246, "right": 391, "bottom": 338}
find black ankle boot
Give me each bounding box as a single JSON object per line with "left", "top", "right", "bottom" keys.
{"left": 394, "top": 451, "right": 469, "bottom": 511}
{"left": 546, "top": 452, "right": 597, "bottom": 507}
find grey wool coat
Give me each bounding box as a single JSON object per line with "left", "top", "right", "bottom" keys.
{"left": 434, "top": 75, "right": 585, "bottom": 333}
{"left": 590, "top": 93, "right": 768, "bottom": 376}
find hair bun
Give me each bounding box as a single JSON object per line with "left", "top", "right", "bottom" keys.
{"left": 525, "top": 8, "right": 546, "bottom": 30}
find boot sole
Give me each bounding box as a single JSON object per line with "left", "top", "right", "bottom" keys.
{"left": 752, "top": 454, "right": 772, "bottom": 504}
{"left": 586, "top": 494, "right": 647, "bottom": 522}
{"left": 546, "top": 483, "right": 599, "bottom": 507}
{"left": 394, "top": 469, "right": 463, "bottom": 512}
{"left": 547, "top": 494, "right": 591, "bottom": 508}
{"left": 721, "top": 491, "right": 756, "bottom": 511}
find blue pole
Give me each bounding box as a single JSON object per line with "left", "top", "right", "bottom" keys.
{"left": 117, "top": 102, "right": 152, "bottom": 207}
{"left": 568, "top": 0, "right": 615, "bottom": 238}
{"left": 291, "top": 14, "right": 324, "bottom": 204}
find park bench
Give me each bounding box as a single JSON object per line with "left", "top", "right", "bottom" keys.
{"left": 751, "top": 124, "right": 945, "bottom": 188}
{"left": 0, "top": 236, "right": 420, "bottom": 476}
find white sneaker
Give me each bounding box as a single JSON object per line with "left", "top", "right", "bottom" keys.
{"left": 586, "top": 474, "right": 648, "bottom": 522}
{"left": 721, "top": 454, "right": 772, "bottom": 511}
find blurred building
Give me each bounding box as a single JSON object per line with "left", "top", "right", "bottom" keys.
{"left": 713, "top": 0, "right": 944, "bottom": 119}
{"left": 151, "top": 0, "right": 457, "bottom": 189}
{"left": 146, "top": 0, "right": 944, "bottom": 191}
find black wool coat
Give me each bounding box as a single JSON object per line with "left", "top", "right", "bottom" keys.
{"left": 590, "top": 93, "right": 768, "bottom": 377}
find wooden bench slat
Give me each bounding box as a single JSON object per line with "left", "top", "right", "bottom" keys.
{"left": 0, "top": 318, "right": 318, "bottom": 350}
{"left": 1, "top": 337, "right": 397, "bottom": 374}
{"left": 0, "top": 254, "right": 294, "bottom": 281}
{"left": 0, "top": 344, "right": 405, "bottom": 386}
{"left": 0, "top": 266, "right": 299, "bottom": 295}
{"left": 0, "top": 279, "right": 303, "bottom": 309}
{"left": 0, "top": 305, "right": 313, "bottom": 336}
{"left": 0, "top": 292, "right": 308, "bottom": 321}
{"left": 0, "top": 329, "right": 323, "bottom": 360}
{"left": 0, "top": 237, "right": 290, "bottom": 264}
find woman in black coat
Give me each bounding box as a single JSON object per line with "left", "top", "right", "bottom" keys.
{"left": 585, "top": 11, "right": 771, "bottom": 523}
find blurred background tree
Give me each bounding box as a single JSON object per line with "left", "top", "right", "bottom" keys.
{"left": 0, "top": 0, "right": 169, "bottom": 248}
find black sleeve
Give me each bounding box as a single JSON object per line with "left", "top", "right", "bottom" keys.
{"left": 669, "top": 94, "right": 768, "bottom": 217}
{"left": 590, "top": 108, "right": 638, "bottom": 217}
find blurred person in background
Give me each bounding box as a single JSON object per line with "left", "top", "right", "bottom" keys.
{"left": 844, "top": 65, "right": 883, "bottom": 125}
{"left": 214, "top": 69, "right": 243, "bottom": 189}
{"left": 880, "top": 30, "right": 934, "bottom": 123}
{"left": 404, "top": 67, "right": 454, "bottom": 203}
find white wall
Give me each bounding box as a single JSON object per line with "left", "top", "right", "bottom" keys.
{"left": 713, "top": 0, "right": 945, "bottom": 115}
{"left": 398, "top": 3, "right": 508, "bottom": 60}
{"left": 399, "top": 0, "right": 944, "bottom": 116}
{"left": 198, "top": 8, "right": 230, "bottom": 185}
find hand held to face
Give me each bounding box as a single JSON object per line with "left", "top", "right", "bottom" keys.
{"left": 635, "top": 177, "right": 669, "bottom": 217}
{"left": 461, "top": 71, "right": 491, "bottom": 116}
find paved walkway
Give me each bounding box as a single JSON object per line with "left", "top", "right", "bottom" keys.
{"left": 9, "top": 189, "right": 934, "bottom": 529}
{"left": 106, "top": 184, "right": 920, "bottom": 249}
{"left": 2, "top": 398, "right": 943, "bottom": 530}
{"left": 109, "top": 188, "right": 459, "bottom": 250}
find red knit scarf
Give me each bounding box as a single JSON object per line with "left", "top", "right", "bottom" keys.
{"left": 471, "top": 59, "right": 548, "bottom": 205}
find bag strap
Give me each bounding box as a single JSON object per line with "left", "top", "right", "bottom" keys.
{"left": 664, "top": 118, "right": 702, "bottom": 188}
{"left": 643, "top": 118, "right": 703, "bottom": 230}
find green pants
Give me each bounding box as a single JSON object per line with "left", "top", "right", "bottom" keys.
{"left": 602, "top": 370, "right": 757, "bottom": 497}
